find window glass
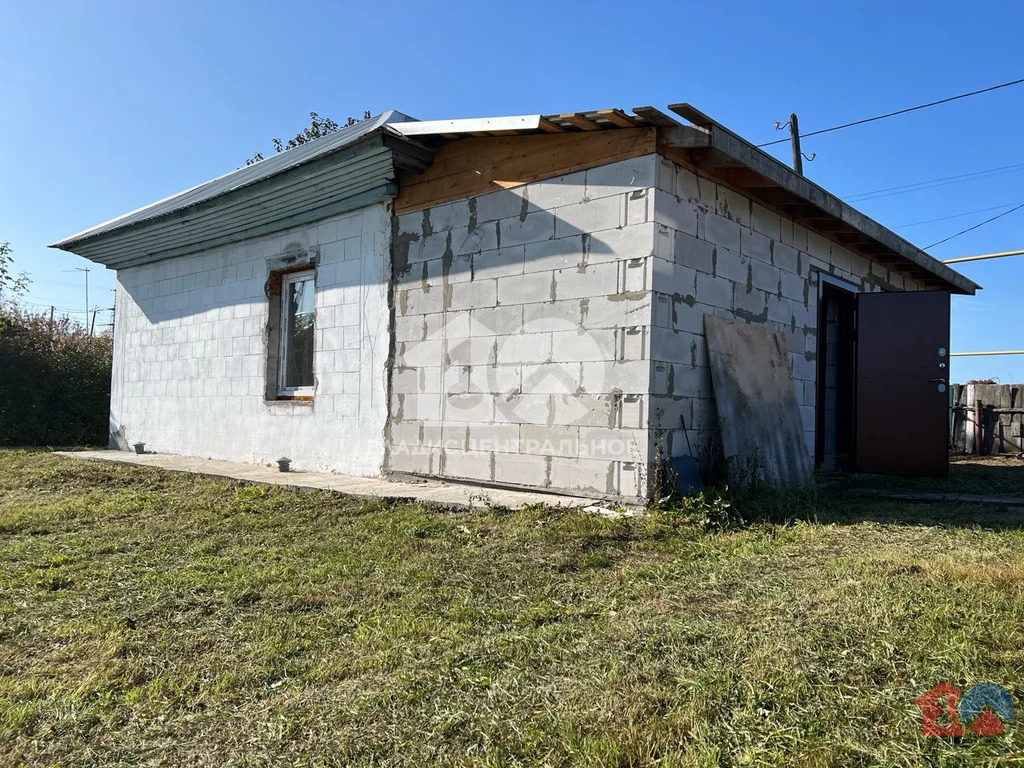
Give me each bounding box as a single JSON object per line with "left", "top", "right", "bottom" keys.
{"left": 282, "top": 274, "right": 315, "bottom": 390}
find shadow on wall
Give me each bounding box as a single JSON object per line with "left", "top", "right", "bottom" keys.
{"left": 117, "top": 176, "right": 659, "bottom": 325}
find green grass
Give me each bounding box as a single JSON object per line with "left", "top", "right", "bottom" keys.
{"left": 830, "top": 456, "right": 1024, "bottom": 498}
{"left": 2, "top": 450, "right": 1024, "bottom": 766}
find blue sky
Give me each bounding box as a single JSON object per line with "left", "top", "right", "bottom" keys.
{"left": 2, "top": 0, "right": 1022, "bottom": 382}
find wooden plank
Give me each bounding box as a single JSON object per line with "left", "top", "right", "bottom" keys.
{"left": 395, "top": 128, "right": 656, "bottom": 213}
{"left": 538, "top": 117, "right": 564, "bottom": 133}
{"left": 594, "top": 109, "right": 638, "bottom": 128}
{"left": 632, "top": 105, "right": 681, "bottom": 127}
{"left": 560, "top": 112, "right": 602, "bottom": 131}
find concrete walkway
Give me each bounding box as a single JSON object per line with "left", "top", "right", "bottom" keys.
{"left": 55, "top": 450, "right": 618, "bottom": 513}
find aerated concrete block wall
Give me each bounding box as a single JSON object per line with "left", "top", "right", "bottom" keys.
{"left": 649, "top": 156, "right": 928, "bottom": 462}
{"left": 387, "top": 157, "right": 659, "bottom": 499}
{"left": 110, "top": 203, "right": 391, "bottom": 475}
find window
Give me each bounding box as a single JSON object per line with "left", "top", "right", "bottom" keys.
{"left": 278, "top": 270, "right": 315, "bottom": 397}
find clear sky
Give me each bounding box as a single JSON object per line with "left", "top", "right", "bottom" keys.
{"left": 2, "top": 0, "right": 1022, "bottom": 382}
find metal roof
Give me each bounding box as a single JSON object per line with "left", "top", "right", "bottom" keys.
{"left": 51, "top": 109, "right": 414, "bottom": 249}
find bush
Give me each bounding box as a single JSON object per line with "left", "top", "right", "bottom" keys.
{"left": 0, "top": 307, "right": 112, "bottom": 446}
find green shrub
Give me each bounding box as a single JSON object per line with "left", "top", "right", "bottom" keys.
{"left": 0, "top": 307, "right": 112, "bottom": 446}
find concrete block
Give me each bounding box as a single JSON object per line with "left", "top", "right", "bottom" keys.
{"left": 620, "top": 326, "right": 646, "bottom": 363}
{"left": 469, "top": 364, "right": 521, "bottom": 394}
{"left": 672, "top": 300, "right": 708, "bottom": 335}
{"left": 521, "top": 424, "right": 579, "bottom": 457}
{"left": 589, "top": 224, "right": 655, "bottom": 264}
{"left": 780, "top": 272, "right": 809, "bottom": 305}
{"left": 549, "top": 456, "right": 616, "bottom": 495}
{"left": 767, "top": 294, "right": 796, "bottom": 325}
{"left": 806, "top": 231, "right": 831, "bottom": 263}
{"left": 388, "top": 446, "right": 435, "bottom": 475}
{"left": 495, "top": 332, "right": 552, "bottom": 365}
{"left": 580, "top": 427, "right": 648, "bottom": 460}
{"left": 519, "top": 362, "right": 582, "bottom": 394}
{"left": 582, "top": 293, "right": 652, "bottom": 329}
{"left": 741, "top": 227, "right": 773, "bottom": 264}
{"left": 651, "top": 257, "right": 697, "bottom": 299}
{"left": 444, "top": 393, "right": 495, "bottom": 422}
{"left": 621, "top": 257, "right": 648, "bottom": 292}
{"left": 625, "top": 189, "right": 650, "bottom": 227}
{"left": 401, "top": 286, "right": 444, "bottom": 316}
{"left": 551, "top": 329, "right": 617, "bottom": 361}
{"left": 470, "top": 305, "right": 524, "bottom": 336}
{"left": 654, "top": 192, "right": 699, "bottom": 236}
{"left": 520, "top": 170, "right": 587, "bottom": 211}
{"left": 702, "top": 212, "right": 742, "bottom": 251}
{"left": 695, "top": 273, "right": 734, "bottom": 310}
{"left": 772, "top": 242, "right": 799, "bottom": 275}
{"left": 523, "top": 299, "right": 582, "bottom": 332}
{"left": 830, "top": 243, "right": 853, "bottom": 273}
{"left": 717, "top": 187, "right": 752, "bottom": 226}
{"left": 554, "top": 262, "right": 618, "bottom": 301}
{"left": 446, "top": 337, "right": 497, "bottom": 366}
{"left": 497, "top": 271, "right": 554, "bottom": 306}
{"left": 476, "top": 190, "right": 526, "bottom": 223}
{"left": 467, "top": 423, "right": 520, "bottom": 454}
{"left": 443, "top": 448, "right": 492, "bottom": 482}
{"left": 452, "top": 223, "right": 500, "bottom": 256}
{"left": 395, "top": 392, "right": 441, "bottom": 421}
{"left": 586, "top": 156, "right": 656, "bottom": 198}
{"left": 750, "top": 203, "right": 782, "bottom": 240}
{"left": 675, "top": 165, "right": 701, "bottom": 204}
{"left": 493, "top": 452, "right": 548, "bottom": 485}
{"left": 443, "top": 310, "right": 472, "bottom": 339}
{"left": 398, "top": 339, "right": 443, "bottom": 368}
{"left": 554, "top": 195, "right": 623, "bottom": 237}
{"left": 714, "top": 246, "right": 749, "bottom": 285}
{"left": 448, "top": 279, "right": 498, "bottom": 312}
{"left": 751, "top": 259, "right": 781, "bottom": 295}
{"left": 475, "top": 246, "right": 525, "bottom": 280}
{"left": 443, "top": 252, "right": 474, "bottom": 284}
{"left": 501, "top": 210, "right": 555, "bottom": 247}
{"left": 525, "top": 236, "right": 585, "bottom": 272}
{"left": 552, "top": 393, "right": 615, "bottom": 427}
{"left": 492, "top": 394, "right": 550, "bottom": 425}
{"left": 425, "top": 200, "right": 471, "bottom": 233}
{"left": 674, "top": 231, "right": 715, "bottom": 274}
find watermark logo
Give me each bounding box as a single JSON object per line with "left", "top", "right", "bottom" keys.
{"left": 914, "top": 682, "right": 1013, "bottom": 736}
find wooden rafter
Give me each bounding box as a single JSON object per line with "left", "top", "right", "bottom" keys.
{"left": 559, "top": 113, "right": 602, "bottom": 131}
{"left": 538, "top": 117, "right": 564, "bottom": 133}
{"left": 594, "top": 109, "right": 638, "bottom": 128}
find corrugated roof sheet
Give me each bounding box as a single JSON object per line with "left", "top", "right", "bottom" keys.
{"left": 52, "top": 109, "right": 414, "bottom": 248}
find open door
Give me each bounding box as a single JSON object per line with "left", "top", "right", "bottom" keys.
{"left": 855, "top": 290, "right": 950, "bottom": 477}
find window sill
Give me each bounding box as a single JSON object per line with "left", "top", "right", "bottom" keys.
{"left": 265, "top": 396, "right": 314, "bottom": 407}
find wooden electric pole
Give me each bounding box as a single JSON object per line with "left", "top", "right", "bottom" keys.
{"left": 789, "top": 113, "right": 803, "bottom": 175}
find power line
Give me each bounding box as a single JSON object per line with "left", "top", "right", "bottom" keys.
{"left": 925, "top": 202, "right": 1024, "bottom": 249}
{"left": 896, "top": 201, "right": 1024, "bottom": 229}
{"left": 846, "top": 162, "right": 1024, "bottom": 202}
{"left": 758, "top": 76, "right": 1024, "bottom": 148}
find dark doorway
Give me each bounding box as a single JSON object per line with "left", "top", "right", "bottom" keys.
{"left": 815, "top": 278, "right": 857, "bottom": 473}
{"left": 854, "top": 290, "right": 951, "bottom": 477}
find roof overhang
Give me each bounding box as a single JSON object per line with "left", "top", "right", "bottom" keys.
{"left": 659, "top": 104, "right": 979, "bottom": 295}
{"left": 51, "top": 130, "right": 432, "bottom": 269}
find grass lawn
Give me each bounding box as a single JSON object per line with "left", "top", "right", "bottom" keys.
{"left": 2, "top": 450, "right": 1024, "bottom": 766}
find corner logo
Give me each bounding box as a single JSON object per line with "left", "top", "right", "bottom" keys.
{"left": 915, "top": 682, "right": 1013, "bottom": 736}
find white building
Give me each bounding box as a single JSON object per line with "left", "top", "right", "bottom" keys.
{"left": 53, "top": 104, "right": 977, "bottom": 499}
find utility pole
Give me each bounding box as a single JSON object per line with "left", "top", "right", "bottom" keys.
{"left": 49, "top": 306, "right": 54, "bottom": 343}
{"left": 65, "top": 266, "right": 90, "bottom": 326}
{"left": 90, "top": 308, "right": 98, "bottom": 336}
{"left": 789, "top": 113, "right": 803, "bottom": 175}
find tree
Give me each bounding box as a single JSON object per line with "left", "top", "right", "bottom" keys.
{"left": 246, "top": 110, "right": 372, "bottom": 165}
{"left": 0, "top": 242, "right": 30, "bottom": 310}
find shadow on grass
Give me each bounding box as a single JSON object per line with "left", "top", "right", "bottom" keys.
{"left": 728, "top": 472, "right": 1024, "bottom": 533}
{"left": 829, "top": 456, "right": 1024, "bottom": 497}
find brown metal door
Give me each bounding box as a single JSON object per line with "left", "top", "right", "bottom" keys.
{"left": 855, "top": 290, "right": 950, "bottom": 477}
